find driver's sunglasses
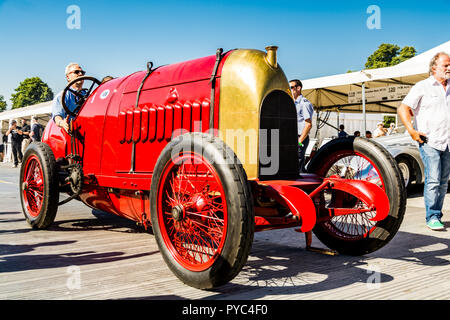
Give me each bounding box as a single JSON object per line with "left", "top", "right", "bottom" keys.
{"left": 71, "top": 70, "right": 86, "bottom": 76}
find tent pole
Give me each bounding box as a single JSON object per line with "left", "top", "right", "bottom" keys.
{"left": 362, "top": 82, "right": 366, "bottom": 134}
{"left": 337, "top": 110, "right": 340, "bottom": 134}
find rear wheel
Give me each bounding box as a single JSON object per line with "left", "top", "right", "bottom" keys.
{"left": 307, "top": 137, "right": 406, "bottom": 255}
{"left": 20, "top": 142, "right": 59, "bottom": 229}
{"left": 150, "top": 133, "right": 254, "bottom": 289}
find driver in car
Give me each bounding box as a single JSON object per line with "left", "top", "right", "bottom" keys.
{"left": 51, "top": 63, "right": 86, "bottom": 133}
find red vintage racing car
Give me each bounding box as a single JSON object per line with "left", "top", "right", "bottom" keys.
{"left": 20, "top": 47, "right": 406, "bottom": 289}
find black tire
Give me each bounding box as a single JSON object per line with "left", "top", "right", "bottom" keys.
{"left": 396, "top": 156, "right": 412, "bottom": 189}
{"left": 150, "top": 132, "right": 254, "bottom": 289}
{"left": 20, "top": 142, "right": 59, "bottom": 229}
{"left": 307, "top": 137, "right": 406, "bottom": 255}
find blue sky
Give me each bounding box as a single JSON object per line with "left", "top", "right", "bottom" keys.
{"left": 0, "top": 0, "right": 449, "bottom": 109}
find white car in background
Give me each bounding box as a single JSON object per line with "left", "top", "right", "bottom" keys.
{"left": 375, "top": 132, "right": 424, "bottom": 189}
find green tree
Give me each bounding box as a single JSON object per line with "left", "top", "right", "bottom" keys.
{"left": 383, "top": 115, "right": 396, "bottom": 127}
{"left": 391, "top": 46, "right": 416, "bottom": 65}
{"left": 10, "top": 77, "right": 54, "bottom": 109}
{"left": 365, "top": 43, "right": 416, "bottom": 69}
{"left": 0, "top": 95, "right": 7, "bottom": 112}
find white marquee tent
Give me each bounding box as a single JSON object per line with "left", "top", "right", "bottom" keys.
{"left": 0, "top": 100, "right": 52, "bottom": 132}
{"left": 301, "top": 40, "right": 449, "bottom": 137}
{"left": 302, "top": 40, "right": 450, "bottom": 114}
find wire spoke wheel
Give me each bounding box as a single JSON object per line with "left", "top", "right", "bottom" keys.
{"left": 321, "top": 152, "right": 383, "bottom": 240}
{"left": 22, "top": 155, "right": 45, "bottom": 217}
{"left": 308, "top": 137, "right": 405, "bottom": 255}
{"left": 158, "top": 153, "right": 227, "bottom": 271}
{"left": 20, "top": 142, "right": 59, "bottom": 229}
{"left": 150, "top": 133, "right": 254, "bottom": 289}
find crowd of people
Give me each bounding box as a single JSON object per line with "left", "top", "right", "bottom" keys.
{"left": 0, "top": 116, "right": 43, "bottom": 167}
{"left": 336, "top": 122, "right": 398, "bottom": 140}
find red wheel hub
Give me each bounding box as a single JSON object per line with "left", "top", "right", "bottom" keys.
{"left": 171, "top": 205, "right": 185, "bottom": 222}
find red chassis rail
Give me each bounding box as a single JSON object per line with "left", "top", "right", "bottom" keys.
{"left": 253, "top": 174, "right": 390, "bottom": 233}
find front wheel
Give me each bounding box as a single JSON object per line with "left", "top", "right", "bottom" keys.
{"left": 20, "top": 142, "right": 59, "bottom": 229}
{"left": 307, "top": 137, "right": 406, "bottom": 255}
{"left": 150, "top": 133, "right": 254, "bottom": 289}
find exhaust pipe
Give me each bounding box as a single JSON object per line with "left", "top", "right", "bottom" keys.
{"left": 265, "top": 46, "right": 278, "bottom": 68}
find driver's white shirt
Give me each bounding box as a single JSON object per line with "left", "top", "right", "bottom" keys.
{"left": 402, "top": 76, "right": 450, "bottom": 151}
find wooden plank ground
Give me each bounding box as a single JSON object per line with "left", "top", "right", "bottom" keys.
{"left": 1, "top": 162, "right": 449, "bottom": 300}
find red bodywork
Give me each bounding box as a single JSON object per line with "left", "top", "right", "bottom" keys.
{"left": 42, "top": 50, "right": 389, "bottom": 232}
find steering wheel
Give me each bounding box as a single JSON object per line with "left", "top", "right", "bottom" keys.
{"left": 62, "top": 76, "right": 101, "bottom": 118}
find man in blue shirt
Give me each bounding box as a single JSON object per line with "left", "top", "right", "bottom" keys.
{"left": 290, "top": 79, "right": 314, "bottom": 173}
{"left": 338, "top": 124, "right": 348, "bottom": 138}
{"left": 52, "top": 63, "right": 86, "bottom": 132}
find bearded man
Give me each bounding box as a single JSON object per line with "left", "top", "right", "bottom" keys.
{"left": 398, "top": 52, "right": 450, "bottom": 231}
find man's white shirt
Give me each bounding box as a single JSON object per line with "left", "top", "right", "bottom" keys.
{"left": 402, "top": 76, "right": 450, "bottom": 151}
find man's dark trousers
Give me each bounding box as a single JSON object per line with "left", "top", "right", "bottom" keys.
{"left": 11, "top": 141, "right": 23, "bottom": 166}
{"left": 298, "top": 136, "right": 310, "bottom": 173}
